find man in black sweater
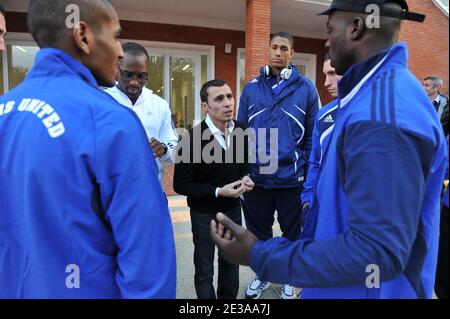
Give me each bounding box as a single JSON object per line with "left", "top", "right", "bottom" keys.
{"left": 174, "top": 79, "right": 254, "bottom": 299}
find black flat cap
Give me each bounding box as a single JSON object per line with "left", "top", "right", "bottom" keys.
{"left": 318, "top": 0, "right": 426, "bottom": 22}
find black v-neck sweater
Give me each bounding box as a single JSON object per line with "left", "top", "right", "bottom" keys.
{"left": 173, "top": 120, "right": 250, "bottom": 213}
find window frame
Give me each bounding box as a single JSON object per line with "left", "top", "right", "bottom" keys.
{"left": 2, "top": 33, "right": 38, "bottom": 93}
{"left": 2, "top": 34, "right": 215, "bottom": 128}
{"left": 432, "top": 0, "right": 449, "bottom": 17}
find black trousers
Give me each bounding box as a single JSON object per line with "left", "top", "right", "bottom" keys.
{"left": 190, "top": 206, "right": 241, "bottom": 299}
{"left": 241, "top": 187, "right": 302, "bottom": 241}
{"left": 435, "top": 205, "right": 449, "bottom": 299}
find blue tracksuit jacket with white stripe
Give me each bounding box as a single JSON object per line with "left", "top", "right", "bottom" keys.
{"left": 238, "top": 65, "right": 320, "bottom": 189}
{"left": 301, "top": 99, "right": 339, "bottom": 206}
{"left": 250, "top": 43, "right": 447, "bottom": 298}
{"left": 0, "top": 48, "right": 176, "bottom": 298}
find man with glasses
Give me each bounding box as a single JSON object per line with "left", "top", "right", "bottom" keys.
{"left": 105, "top": 42, "right": 178, "bottom": 183}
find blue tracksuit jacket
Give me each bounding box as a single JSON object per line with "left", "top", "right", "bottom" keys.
{"left": 238, "top": 65, "right": 319, "bottom": 189}
{"left": 0, "top": 48, "right": 176, "bottom": 298}
{"left": 301, "top": 99, "right": 339, "bottom": 206}
{"left": 250, "top": 43, "right": 447, "bottom": 298}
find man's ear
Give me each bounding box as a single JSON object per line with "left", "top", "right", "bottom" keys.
{"left": 201, "top": 102, "right": 209, "bottom": 113}
{"left": 72, "top": 21, "right": 93, "bottom": 55}
{"left": 349, "top": 17, "right": 366, "bottom": 41}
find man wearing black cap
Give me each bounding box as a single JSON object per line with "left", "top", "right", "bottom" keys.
{"left": 210, "top": 0, "right": 447, "bottom": 299}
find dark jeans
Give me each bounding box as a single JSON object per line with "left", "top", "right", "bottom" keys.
{"left": 435, "top": 205, "right": 449, "bottom": 299}
{"left": 190, "top": 206, "right": 241, "bottom": 299}
{"left": 241, "top": 186, "right": 303, "bottom": 241}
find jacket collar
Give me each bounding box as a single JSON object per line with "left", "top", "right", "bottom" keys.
{"left": 338, "top": 42, "right": 408, "bottom": 106}
{"left": 434, "top": 94, "right": 442, "bottom": 105}
{"left": 438, "top": 92, "right": 449, "bottom": 105}
{"left": 26, "top": 48, "right": 98, "bottom": 88}
{"left": 259, "top": 65, "right": 305, "bottom": 103}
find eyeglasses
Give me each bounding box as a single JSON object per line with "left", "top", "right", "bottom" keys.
{"left": 118, "top": 68, "right": 149, "bottom": 83}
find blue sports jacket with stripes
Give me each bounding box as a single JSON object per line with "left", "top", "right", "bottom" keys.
{"left": 238, "top": 65, "right": 320, "bottom": 189}
{"left": 0, "top": 48, "right": 176, "bottom": 298}
{"left": 250, "top": 43, "right": 447, "bottom": 298}
{"left": 301, "top": 99, "right": 339, "bottom": 207}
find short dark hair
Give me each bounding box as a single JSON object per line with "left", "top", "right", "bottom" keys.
{"left": 27, "top": 0, "right": 113, "bottom": 48}
{"left": 122, "top": 42, "right": 150, "bottom": 63}
{"left": 270, "top": 31, "right": 294, "bottom": 48}
{"left": 0, "top": 4, "right": 5, "bottom": 15}
{"left": 200, "top": 79, "right": 228, "bottom": 103}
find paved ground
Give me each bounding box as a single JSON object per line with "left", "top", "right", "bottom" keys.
{"left": 169, "top": 195, "right": 440, "bottom": 300}
{"left": 169, "top": 195, "right": 298, "bottom": 299}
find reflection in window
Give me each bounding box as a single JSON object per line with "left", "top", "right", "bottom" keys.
{"left": 433, "top": 0, "right": 449, "bottom": 15}
{"left": 201, "top": 55, "right": 208, "bottom": 120}
{"left": 437, "top": 0, "right": 449, "bottom": 8}
{"left": 8, "top": 45, "right": 40, "bottom": 90}
{"left": 147, "top": 55, "right": 165, "bottom": 98}
{"left": 239, "top": 50, "right": 246, "bottom": 95}
{"left": 171, "top": 57, "right": 195, "bottom": 130}
{"left": 295, "top": 64, "right": 306, "bottom": 76}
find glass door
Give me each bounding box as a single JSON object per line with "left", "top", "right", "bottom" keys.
{"left": 291, "top": 52, "right": 317, "bottom": 84}
{"left": 7, "top": 45, "right": 40, "bottom": 90}
{"left": 144, "top": 47, "right": 208, "bottom": 132}
{"left": 169, "top": 55, "right": 201, "bottom": 130}
{"left": 147, "top": 54, "right": 165, "bottom": 99}
{"left": 0, "top": 43, "right": 40, "bottom": 94}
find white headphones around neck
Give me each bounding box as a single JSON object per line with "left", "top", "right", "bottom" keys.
{"left": 264, "top": 64, "right": 293, "bottom": 80}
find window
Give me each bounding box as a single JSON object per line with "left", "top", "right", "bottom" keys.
{"left": 8, "top": 45, "right": 40, "bottom": 90}
{"left": 0, "top": 38, "right": 40, "bottom": 94}
{"left": 432, "top": 0, "right": 449, "bottom": 16}
{"left": 147, "top": 53, "right": 206, "bottom": 130}
{"left": 436, "top": 0, "right": 449, "bottom": 8}
{"left": 147, "top": 54, "right": 165, "bottom": 98}
{"left": 1, "top": 36, "right": 214, "bottom": 131}
{"left": 170, "top": 56, "right": 197, "bottom": 130}
{"left": 291, "top": 53, "right": 317, "bottom": 84}
{"left": 236, "top": 48, "right": 246, "bottom": 111}
{"left": 139, "top": 42, "right": 214, "bottom": 129}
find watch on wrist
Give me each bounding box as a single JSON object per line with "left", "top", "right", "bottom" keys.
{"left": 161, "top": 143, "right": 168, "bottom": 156}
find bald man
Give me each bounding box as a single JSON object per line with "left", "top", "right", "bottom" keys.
{"left": 0, "top": 0, "right": 176, "bottom": 298}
